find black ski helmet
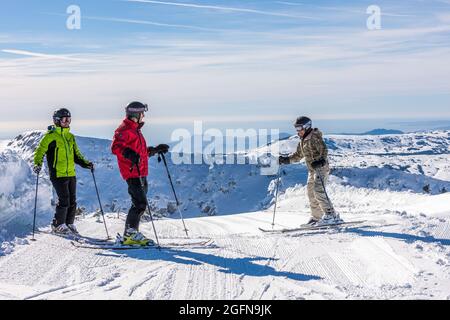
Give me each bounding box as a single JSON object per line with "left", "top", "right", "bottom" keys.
{"left": 294, "top": 116, "right": 312, "bottom": 131}
{"left": 125, "top": 101, "right": 148, "bottom": 119}
{"left": 53, "top": 108, "right": 71, "bottom": 124}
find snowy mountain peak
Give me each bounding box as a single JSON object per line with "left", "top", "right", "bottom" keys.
{"left": 1, "top": 129, "right": 450, "bottom": 244}
{"left": 6, "top": 130, "right": 45, "bottom": 163}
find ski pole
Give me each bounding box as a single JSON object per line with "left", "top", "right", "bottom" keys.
{"left": 271, "top": 164, "right": 282, "bottom": 228}
{"left": 91, "top": 168, "right": 111, "bottom": 240}
{"left": 158, "top": 152, "right": 189, "bottom": 237}
{"left": 31, "top": 173, "right": 39, "bottom": 241}
{"left": 134, "top": 164, "right": 161, "bottom": 250}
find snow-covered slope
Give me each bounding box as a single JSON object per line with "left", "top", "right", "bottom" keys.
{"left": 1, "top": 130, "right": 449, "bottom": 242}
{"left": 0, "top": 190, "right": 449, "bottom": 300}
{"left": 0, "top": 129, "right": 449, "bottom": 300}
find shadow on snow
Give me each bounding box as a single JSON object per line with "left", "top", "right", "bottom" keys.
{"left": 98, "top": 248, "right": 321, "bottom": 282}
{"left": 348, "top": 227, "right": 450, "bottom": 246}
{"left": 297, "top": 225, "right": 450, "bottom": 247}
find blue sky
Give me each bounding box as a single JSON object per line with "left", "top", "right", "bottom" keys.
{"left": 1, "top": 0, "right": 450, "bottom": 141}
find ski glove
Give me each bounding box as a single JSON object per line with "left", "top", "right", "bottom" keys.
{"left": 148, "top": 144, "right": 170, "bottom": 157}
{"left": 85, "top": 162, "right": 94, "bottom": 170}
{"left": 311, "top": 158, "right": 326, "bottom": 169}
{"left": 156, "top": 144, "right": 170, "bottom": 154}
{"left": 147, "top": 146, "right": 157, "bottom": 157}
{"left": 279, "top": 156, "right": 290, "bottom": 165}
{"left": 33, "top": 165, "right": 42, "bottom": 174}
{"left": 122, "top": 148, "right": 140, "bottom": 165}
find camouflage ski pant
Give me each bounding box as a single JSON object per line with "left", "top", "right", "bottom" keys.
{"left": 307, "top": 165, "right": 335, "bottom": 220}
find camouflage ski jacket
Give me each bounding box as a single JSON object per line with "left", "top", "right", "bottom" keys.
{"left": 289, "top": 129, "right": 329, "bottom": 170}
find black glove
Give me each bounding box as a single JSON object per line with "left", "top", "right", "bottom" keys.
{"left": 148, "top": 144, "right": 170, "bottom": 157}
{"left": 279, "top": 156, "right": 290, "bottom": 165}
{"left": 311, "top": 158, "right": 326, "bottom": 169}
{"left": 85, "top": 162, "right": 94, "bottom": 170}
{"left": 33, "top": 165, "right": 42, "bottom": 174}
{"left": 147, "top": 146, "right": 157, "bottom": 157}
{"left": 156, "top": 144, "right": 170, "bottom": 154}
{"left": 123, "top": 148, "right": 140, "bottom": 165}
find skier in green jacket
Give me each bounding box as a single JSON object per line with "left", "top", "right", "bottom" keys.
{"left": 33, "top": 108, "right": 93, "bottom": 234}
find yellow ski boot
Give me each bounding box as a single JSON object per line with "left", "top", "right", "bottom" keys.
{"left": 123, "top": 228, "right": 154, "bottom": 246}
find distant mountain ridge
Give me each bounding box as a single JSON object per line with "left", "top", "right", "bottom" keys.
{"left": 337, "top": 128, "right": 405, "bottom": 135}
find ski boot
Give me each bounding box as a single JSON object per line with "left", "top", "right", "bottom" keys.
{"left": 67, "top": 224, "right": 80, "bottom": 235}
{"left": 317, "top": 213, "right": 344, "bottom": 226}
{"left": 52, "top": 223, "right": 70, "bottom": 234}
{"left": 302, "top": 218, "right": 319, "bottom": 227}
{"left": 122, "top": 228, "right": 155, "bottom": 246}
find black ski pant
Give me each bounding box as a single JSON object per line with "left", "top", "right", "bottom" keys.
{"left": 51, "top": 177, "right": 77, "bottom": 227}
{"left": 125, "top": 177, "right": 148, "bottom": 232}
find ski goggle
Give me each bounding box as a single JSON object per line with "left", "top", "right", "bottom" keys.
{"left": 60, "top": 117, "right": 71, "bottom": 123}
{"left": 126, "top": 104, "right": 148, "bottom": 113}
{"left": 294, "top": 121, "right": 312, "bottom": 131}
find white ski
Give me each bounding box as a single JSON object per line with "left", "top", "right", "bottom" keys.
{"left": 71, "top": 238, "right": 214, "bottom": 250}
{"left": 259, "top": 220, "right": 368, "bottom": 234}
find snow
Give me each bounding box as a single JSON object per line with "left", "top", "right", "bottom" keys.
{"left": 0, "top": 130, "right": 449, "bottom": 299}
{"left": 0, "top": 140, "right": 9, "bottom": 153}
{"left": 1, "top": 197, "right": 449, "bottom": 300}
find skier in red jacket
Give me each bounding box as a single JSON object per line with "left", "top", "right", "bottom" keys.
{"left": 111, "top": 101, "right": 169, "bottom": 245}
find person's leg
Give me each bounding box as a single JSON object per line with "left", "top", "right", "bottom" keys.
{"left": 313, "top": 166, "right": 335, "bottom": 216}
{"left": 307, "top": 171, "right": 323, "bottom": 220}
{"left": 125, "top": 177, "right": 148, "bottom": 232}
{"left": 66, "top": 177, "right": 77, "bottom": 225}
{"left": 51, "top": 178, "right": 70, "bottom": 227}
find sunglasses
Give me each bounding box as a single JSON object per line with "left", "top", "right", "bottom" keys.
{"left": 60, "top": 117, "right": 72, "bottom": 123}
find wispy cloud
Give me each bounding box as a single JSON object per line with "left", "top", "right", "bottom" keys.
{"left": 124, "top": 0, "right": 318, "bottom": 20}
{"left": 275, "top": 1, "right": 416, "bottom": 17}
{"left": 83, "top": 15, "right": 222, "bottom": 32}
{"left": 364, "top": 25, "right": 450, "bottom": 38}
{"left": 43, "top": 12, "right": 224, "bottom": 33}
{"left": 275, "top": 1, "right": 303, "bottom": 6}
{"left": 1, "top": 49, "right": 90, "bottom": 62}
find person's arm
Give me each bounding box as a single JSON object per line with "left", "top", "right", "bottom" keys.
{"left": 33, "top": 133, "right": 52, "bottom": 167}
{"left": 310, "top": 132, "right": 328, "bottom": 169}
{"left": 288, "top": 142, "right": 304, "bottom": 163}
{"left": 317, "top": 135, "right": 328, "bottom": 160}
{"left": 112, "top": 129, "right": 140, "bottom": 165}
{"left": 74, "top": 138, "right": 92, "bottom": 169}
{"left": 111, "top": 129, "right": 129, "bottom": 157}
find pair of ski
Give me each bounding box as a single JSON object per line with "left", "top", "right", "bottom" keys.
{"left": 42, "top": 230, "right": 213, "bottom": 250}
{"left": 259, "top": 220, "right": 368, "bottom": 234}
{"left": 70, "top": 234, "right": 214, "bottom": 251}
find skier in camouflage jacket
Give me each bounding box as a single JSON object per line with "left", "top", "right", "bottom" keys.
{"left": 279, "top": 116, "right": 340, "bottom": 225}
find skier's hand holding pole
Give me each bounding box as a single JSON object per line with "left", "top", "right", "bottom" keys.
{"left": 279, "top": 156, "right": 290, "bottom": 165}
{"left": 148, "top": 144, "right": 170, "bottom": 158}
{"left": 33, "top": 165, "right": 42, "bottom": 174}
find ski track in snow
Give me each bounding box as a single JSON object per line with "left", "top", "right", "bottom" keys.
{"left": 1, "top": 201, "right": 450, "bottom": 300}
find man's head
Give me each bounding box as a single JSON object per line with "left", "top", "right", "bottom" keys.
{"left": 294, "top": 116, "right": 312, "bottom": 138}
{"left": 126, "top": 101, "right": 148, "bottom": 123}
{"left": 53, "top": 108, "right": 71, "bottom": 128}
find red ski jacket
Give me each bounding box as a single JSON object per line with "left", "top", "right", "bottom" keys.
{"left": 111, "top": 118, "right": 149, "bottom": 180}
